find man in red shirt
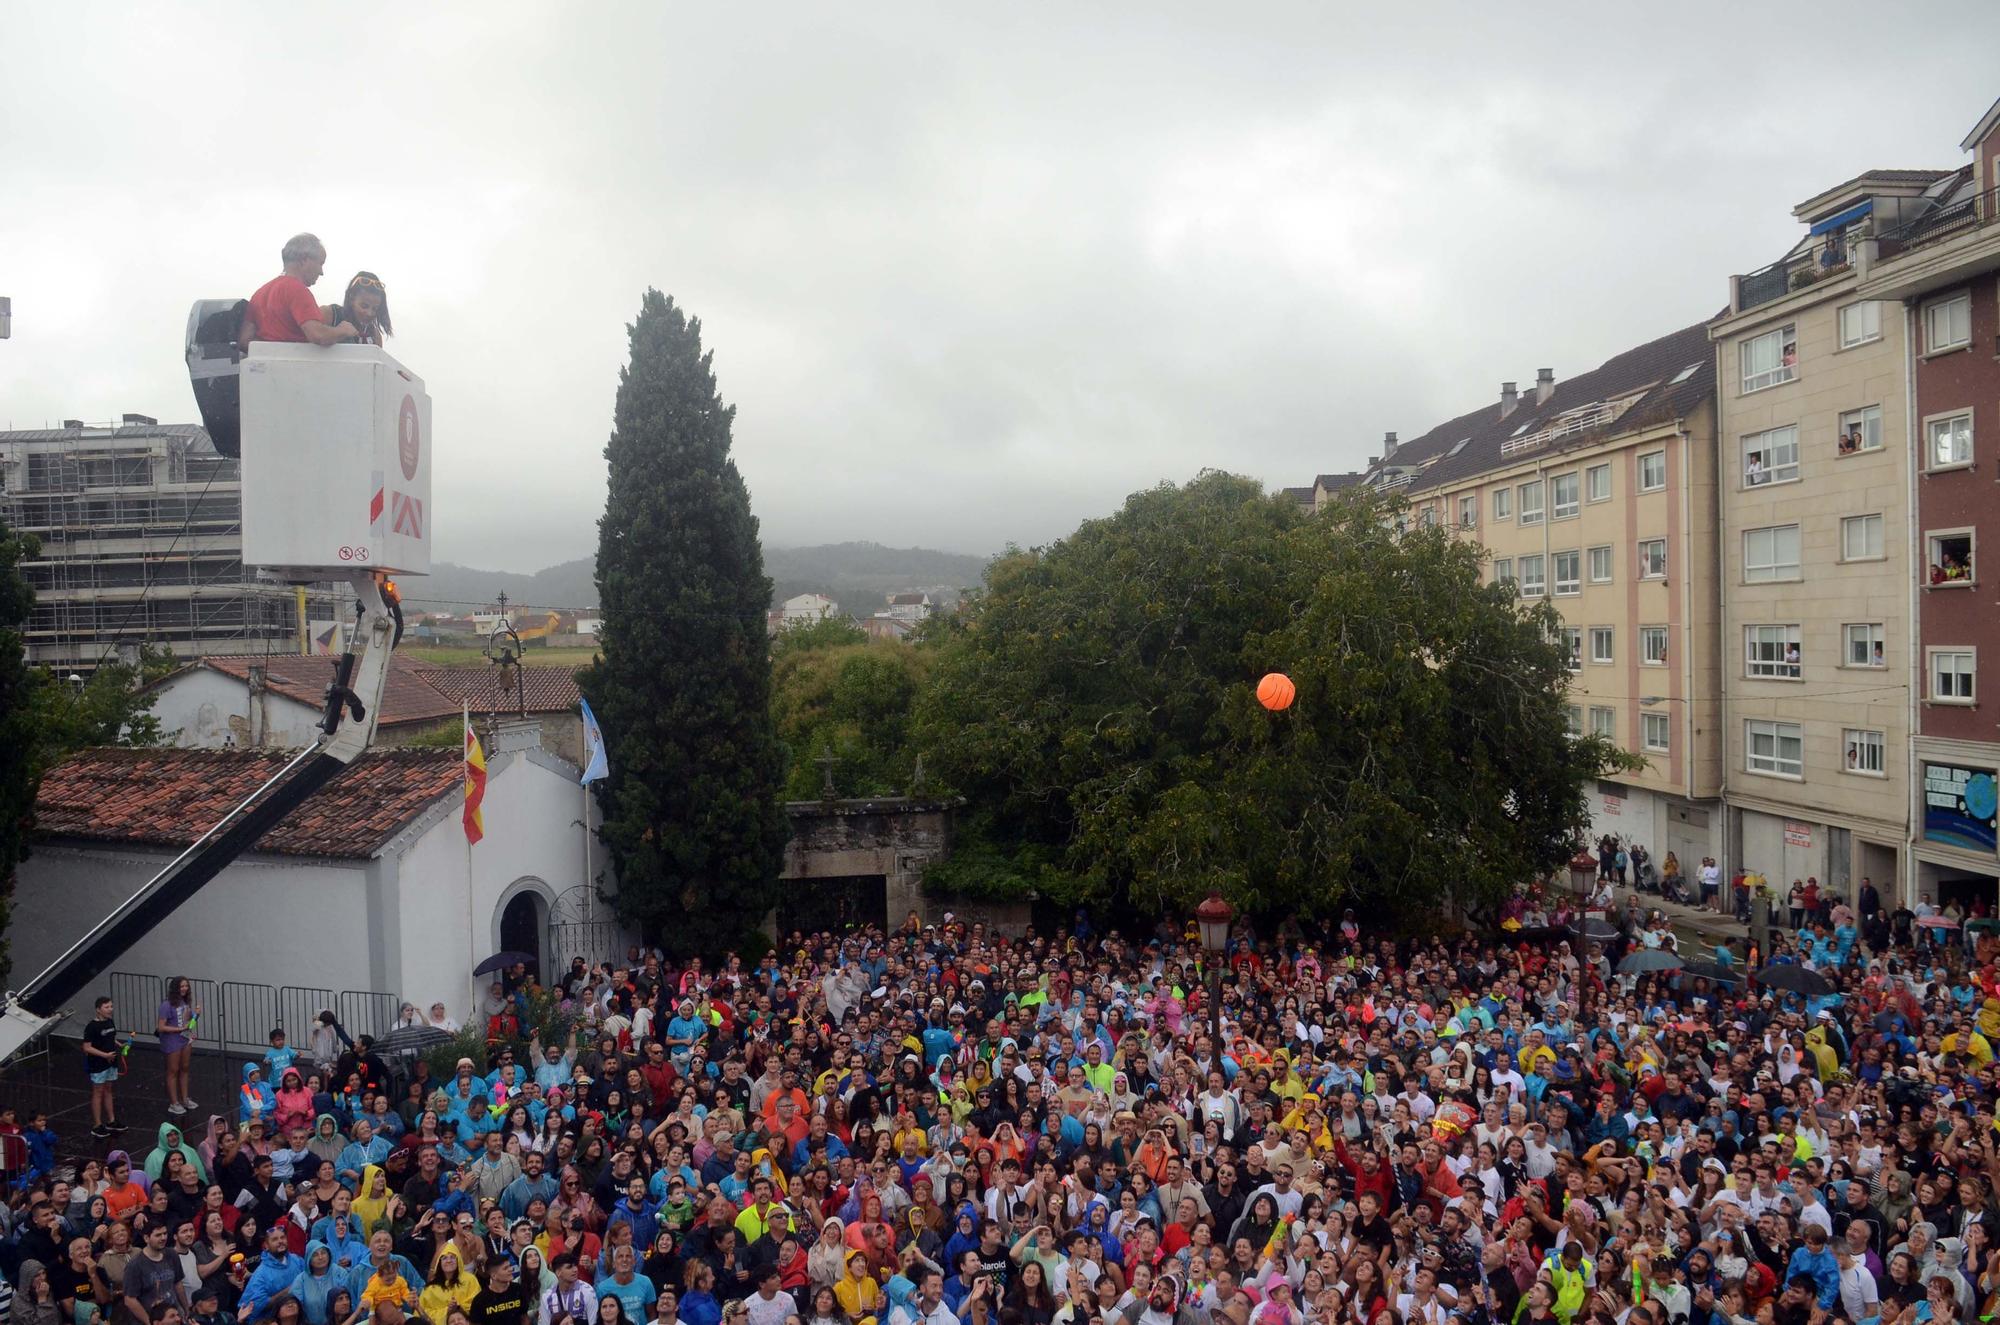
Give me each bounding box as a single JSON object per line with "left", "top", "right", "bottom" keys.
{"left": 240, "top": 232, "right": 359, "bottom": 346}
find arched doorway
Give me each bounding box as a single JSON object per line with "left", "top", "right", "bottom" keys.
{"left": 497, "top": 890, "right": 546, "bottom": 983}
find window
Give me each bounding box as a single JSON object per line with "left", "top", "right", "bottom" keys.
{"left": 1564, "top": 705, "right": 1584, "bottom": 739}
{"left": 1843, "top": 729, "right": 1886, "bottom": 776}
{"left": 1589, "top": 627, "right": 1614, "bottom": 664}
{"left": 1928, "top": 530, "right": 1974, "bottom": 586}
{"left": 1927, "top": 412, "right": 1973, "bottom": 470}
{"left": 1931, "top": 648, "right": 1976, "bottom": 702}
{"left": 1587, "top": 545, "right": 1613, "bottom": 584}
{"left": 1418, "top": 507, "right": 1436, "bottom": 530}
{"left": 1746, "top": 719, "right": 1804, "bottom": 778}
{"left": 1519, "top": 554, "right": 1545, "bottom": 597}
{"left": 1740, "top": 324, "right": 1797, "bottom": 392}
{"left": 1638, "top": 538, "right": 1667, "bottom": 579}
{"left": 1492, "top": 557, "right": 1514, "bottom": 587}
{"left": 1551, "top": 472, "right": 1580, "bottom": 519}
{"left": 1589, "top": 706, "right": 1616, "bottom": 739}
{"left": 1559, "top": 627, "right": 1582, "bottom": 672}
{"left": 1838, "top": 301, "right": 1881, "bottom": 348}
{"left": 1925, "top": 292, "right": 1972, "bottom": 353}
{"left": 1641, "top": 626, "right": 1668, "bottom": 666}
{"left": 1837, "top": 404, "right": 1881, "bottom": 455}
{"left": 1742, "top": 424, "right": 1799, "bottom": 486}
{"left": 1492, "top": 487, "right": 1512, "bottom": 520}
{"left": 1642, "top": 712, "right": 1670, "bottom": 753}
{"left": 1844, "top": 623, "right": 1885, "bottom": 668}
{"left": 1743, "top": 524, "right": 1801, "bottom": 582}
{"left": 1586, "top": 464, "right": 1611, "bottom": 503}
{"left": 1459, "top": 494, "right": 1477, "bottom": 527}
{"left": 1518, "top": 480, "right": 1544, "bottom": 526}
{"left": 1637, "top": 451, "right": 1666, "bottom": 492}
{"left": 1553, "top": 550, "right": 1581, "bottom": 596}
{"left": 1841, "top": 514, "right": 1884, "bottom": 561}
{"left": 1746, "top": 624, "right": 1802, "bottom": 679}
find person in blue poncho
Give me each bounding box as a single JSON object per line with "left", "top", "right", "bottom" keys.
{"left": 287, "top": 1243, "right": 345, "bottom": 1325}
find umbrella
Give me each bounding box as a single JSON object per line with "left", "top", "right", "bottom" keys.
{"left": 1618, "top": 949, "right": 1684, "bottom": 974}
{"left": 1569, "top": 919, "right": 1621, "bottom": 944}
{"left": 1678, "top": 959, "right": 1740, "bottom": 984}
{"left": 1755, "top": 964, "right": 1834, "bottom": 995}
{"left": 1917, "top": 914, "right": 1960, "bottom": 929}
{"left": 474, "top": 950, "right": 537, "bottom": 977}
{"left": 372, "top": 1023, "right": 454, "bottom": 1055}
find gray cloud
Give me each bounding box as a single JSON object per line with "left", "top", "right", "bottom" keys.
{"left": 3, "top": 3, "right": 1995, "bottom": 571}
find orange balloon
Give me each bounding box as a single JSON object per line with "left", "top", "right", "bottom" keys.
{"left": 1256, "top": 672, "right": 1295, "bottom": 711}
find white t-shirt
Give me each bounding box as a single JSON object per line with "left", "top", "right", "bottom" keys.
{"left": 745, "top": 1291, "right": 798, "bottom": 1325}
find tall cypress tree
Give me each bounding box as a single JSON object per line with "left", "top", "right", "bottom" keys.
{"left": 580, "top": 291, "right": 788, "bottom": 954}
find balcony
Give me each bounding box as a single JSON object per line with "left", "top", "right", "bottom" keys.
{"left": 1859, "top": 184, "right": 2000, "bottom": 301}
{"left": 1499, "top": 398, "right": 1633, "bottom": 457}
{"left": 1734, "top": 235, "right": 1852, "bottom": 314}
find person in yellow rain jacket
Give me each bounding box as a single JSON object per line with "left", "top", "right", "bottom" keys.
{"left": 1542, "top": 1242, "right": 1594, "bottom": 1325}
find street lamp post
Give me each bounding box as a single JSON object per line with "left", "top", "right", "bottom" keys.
{"left": 1568, "top": 850, "right": 1599, "bottom": 909}
{"left": 1195, "top": 892, "right": 1234, "bottom": 1057}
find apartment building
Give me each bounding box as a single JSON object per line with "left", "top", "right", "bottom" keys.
{"left": 1326, "top": 324, "right": 1726, "bottom": 868}
{"left": 1709, "top": 173, "right": 1941, "bottom": 905}
{"left": 0, "top": 418, "right": 333, "bottom": 668}
{"left": 1856, "top": 97, "right": 2000, "bottom": 907}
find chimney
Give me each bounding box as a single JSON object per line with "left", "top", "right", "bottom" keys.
{"left": 1382, "top": 430, "right": 1399, "bottom": 460}
{"left": 1499, "top": 382, "right": 1519, "bottom": 418}
{"left": 1535, "top": 368, "right": 1555, "bottom": 405}
{"left": 121, "top": 412, "right": 156, "bottom": 427}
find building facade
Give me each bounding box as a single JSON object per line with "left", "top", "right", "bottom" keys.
{"left": 1857, "top": 100, "right": 2000, "bottom": 907}
{"left": 1709, "top": 173, "right": 1940, "bottom": 904}
{"left": 1319, "top": 325, "right": 1727, "bottom": 869}
{"left": 0, "top": 418, "right": 333, "bottom": 668}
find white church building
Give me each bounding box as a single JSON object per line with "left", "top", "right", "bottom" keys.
{"left": 13, "top": 725, "right": 625, "bottom": 1048}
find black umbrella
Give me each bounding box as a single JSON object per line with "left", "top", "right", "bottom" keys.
{"left": 474, "top": 950, "right": 536, "bottom": 977}
{"left": 1678, "top": 959, "right": 1741, "bottom": 984}
{"left": 373, "top": 1023, "right": 454, "bottom": 1055}
{"left": 1755, "top": 963, "right": 1833, "bottom": 996}
{"left": 1618, "top": 949, "right": 1684, "bottom": 974}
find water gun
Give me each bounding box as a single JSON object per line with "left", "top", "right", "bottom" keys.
{"left": 1263, "top": 1212, "right": 1294, "bottom": 1258}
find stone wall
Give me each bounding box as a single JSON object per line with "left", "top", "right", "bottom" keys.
{"left": 778, "top": 797, "right": 1032, "bottom": 936}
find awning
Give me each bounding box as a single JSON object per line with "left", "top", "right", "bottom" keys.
{"left": 1809, "top": 200, "right": 1873, "bottom": 236}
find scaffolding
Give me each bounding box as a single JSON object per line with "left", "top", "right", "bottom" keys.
{"left": 0, "top": 418, "right": 340, "bottom": 670}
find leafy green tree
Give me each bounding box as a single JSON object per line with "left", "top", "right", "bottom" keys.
{"left": 0, "top": 516, "right": 39, "bottom": 987}
{"left": 579, "top": 292, "right": 788, "bottom": 954}
{"left": 772, "top": 637, "right": 931, "bottom": 800}
{"left": 914, "top": 472, "right": 1629, "bottom": 921}
{"left": 770, "top": 614, "right": 866, "bottom": 660}
{"left": 28, "top": 645, "right": 173, "bottom": 755}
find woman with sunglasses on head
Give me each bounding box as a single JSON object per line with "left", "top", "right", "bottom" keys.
{"left": 322, "top": 272, "right": 393, "bottom": 348}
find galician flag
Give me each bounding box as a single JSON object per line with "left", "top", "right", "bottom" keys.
{"left": 579, "top": 696, "right": 608, "bottom": 785}
{"left": 462, "top": 705, "right": 487, "bottom": 845}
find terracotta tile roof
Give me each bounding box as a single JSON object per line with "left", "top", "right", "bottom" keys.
{"left": 34, "top": 747, "right": 462, "bottom": 859}
{"left": 170, "top": 655, "right": 583, "bottom": 723}
{"left": 413, "top": 664, "right": 581, "bottom": 714}
{"left": 189, "top": 654, "right": 463, "bottom": 727}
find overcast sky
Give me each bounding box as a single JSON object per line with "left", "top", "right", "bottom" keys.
{"left": 4, "top": 5, "right": 1997, "bottom": 572}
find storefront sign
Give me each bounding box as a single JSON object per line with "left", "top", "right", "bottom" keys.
{"left": 1924, "top": 762, "right": 1999, "bottom": 853}
{"left": 1783, "top": 821, "right": 1812, "bottom": 848}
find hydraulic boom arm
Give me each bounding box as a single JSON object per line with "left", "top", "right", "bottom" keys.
{"left": 0, "top": 574, "right": 402, "bottom": 1062}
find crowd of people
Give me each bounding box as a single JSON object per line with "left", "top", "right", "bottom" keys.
{"left": 4, "top": 887, "right": 2000, "bottom": 1325}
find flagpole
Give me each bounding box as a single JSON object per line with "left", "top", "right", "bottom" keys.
{"left": 465, "top": 703, "right": 479, "bottom": 1017}
{"left": 582, "top": 778, "right": 593, "bottom": 926}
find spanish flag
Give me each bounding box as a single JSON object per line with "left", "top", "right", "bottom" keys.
{"left": 462, "top": 705, "right": 487, "bottom": 845}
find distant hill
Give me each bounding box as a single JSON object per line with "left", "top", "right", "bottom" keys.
{"left": 419, "top": 542, "right": 993, "bottom": 617}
